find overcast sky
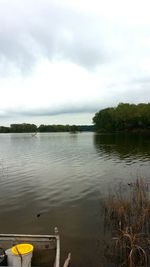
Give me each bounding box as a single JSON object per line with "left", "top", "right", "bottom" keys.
{"left": 0, "top": 0, "right": 150, "bottom": 125}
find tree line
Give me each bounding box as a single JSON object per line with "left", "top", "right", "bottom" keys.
{"left": 93, "top": 103, "right": 150, "bottom": 132}
{"left": 0, "top": 123, "right": 94, "bottom": 133}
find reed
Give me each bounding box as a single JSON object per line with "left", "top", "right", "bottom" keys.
{"left": 104, "top": 178, "right": 150, "bottom": 267}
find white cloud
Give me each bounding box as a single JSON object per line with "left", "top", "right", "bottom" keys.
{"left": 0, "top": 0, "right": 150, "bottom": 124}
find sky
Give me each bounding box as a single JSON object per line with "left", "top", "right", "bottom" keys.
{"left": 0, "top": 0, "right": 150, "bottom": 126}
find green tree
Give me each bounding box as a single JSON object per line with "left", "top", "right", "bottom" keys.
{"left": 10, "top": 123, "right": 37, "bottom": 133}
{"left": 93, "top": 103, "right": 150, "bottom": 132}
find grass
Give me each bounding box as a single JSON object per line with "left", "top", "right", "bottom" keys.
{"left": 104, "top": 178, "right": 150, "bottom": 267}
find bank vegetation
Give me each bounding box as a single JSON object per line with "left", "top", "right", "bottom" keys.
{"left": 0, "top": 124, "right": 94, "bottom": 133}
{"left": 93, "top": 103, "right": 150, "bottom": 132}
{"left": 104, "top": 179, "right": 150, "bottom": 267}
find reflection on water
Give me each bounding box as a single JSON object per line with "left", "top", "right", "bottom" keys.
{"left": 0, "top": 132, "right": 149, "bottom": 267}
{"left": 94, "top": 133, "right": 150, "bottom": 162}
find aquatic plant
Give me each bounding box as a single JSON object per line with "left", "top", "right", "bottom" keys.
{"left": 104, "top": 178, "right": 150, "bottom": 267}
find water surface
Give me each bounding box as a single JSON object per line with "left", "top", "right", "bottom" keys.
{"left": 0, "top": 132, "right": 149, "bottom": 266}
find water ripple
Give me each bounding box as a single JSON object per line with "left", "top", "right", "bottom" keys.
{"left": 0, "top": 133, "right": 149, "bottom": 267}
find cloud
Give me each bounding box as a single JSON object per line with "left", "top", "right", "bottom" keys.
{"left": 0, "top": 0, "right": 150, "bottom": 74}
{"left": 0, "top": 0, "right": 109, "bottom": 74}
{"left": 0, "top": 106, "right": 98, "bottom": 119}
{"left": 0, "top": 0, "right": 150, "bottom": 124}
{"left": 0, "top": 56, "right": 150, "bottom": 122}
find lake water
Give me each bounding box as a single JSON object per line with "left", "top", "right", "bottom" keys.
{"left": 0, "top": 132, "right": 149, "bottom": 267}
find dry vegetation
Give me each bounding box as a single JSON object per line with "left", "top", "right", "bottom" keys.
{"left": 104, "top": 179, "right": 150, "bottom": 267}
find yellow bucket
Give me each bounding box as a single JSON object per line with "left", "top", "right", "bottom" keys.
{"left": 11, "top": 244, "right": 34, "bottom": 256}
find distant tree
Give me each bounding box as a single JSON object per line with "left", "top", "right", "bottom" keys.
{"left": 78, "top": 125, "right": 94, "bottom": 132}
{"left": 0, "top": 123, "right": 94, "bottom": 133}
{"left": 0, "top": 126, "right": 10, "bottom": 133}
{"left": 69, "top": 125, "right": 79, "bottom": 133}
{"left": 38, "top": 124, "right": 70, "bottom": 132}
{"left": 10, "top": 123, "right": 37, "bottom": 133}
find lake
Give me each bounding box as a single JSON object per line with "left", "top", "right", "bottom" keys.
{"left": 0, "top": 132, "right": 149, "bottom": 267}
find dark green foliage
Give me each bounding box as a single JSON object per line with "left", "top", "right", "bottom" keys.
{"left": 93, "top": 103, "right": 150, "bottom": 132}
{"left": 0, "top": 124, "right": 94, "bottom": 133}
{"left": 38, "top": 124, "right": 93, "bottom": 132}
{"left": 78, "top": 125, "right": 95, "bottom": 131}
{"left": 69, "top": 125, "right": 79, "bottom": 133}
{"left": 0, "top": 126, "right": 10, "bottom": 133}
{"left": 38, "top": 124, "right": 78, "bottom": 132}
{"left": 38, "top": 124, "right": 70, "bottom": 132}
{"left": 10, "top": 123, "right": 37, "bottom": 133}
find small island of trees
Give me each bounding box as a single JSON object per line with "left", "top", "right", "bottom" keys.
{"left": 93, "top": 103, "right": 150, "bottom": 132}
